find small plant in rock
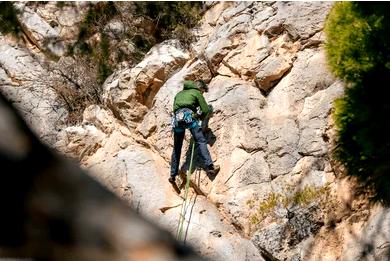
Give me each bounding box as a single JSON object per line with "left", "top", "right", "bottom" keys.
{"left": 56, "top": 2, "right": 75, "bottom": 9}
{"left": 287, "top": 185, "right": 329, "bottom": 207}
{"left": 248, "top": 185, "right": 330, "bottom": 230}
{"left": 256, "top": 192, "right": 282, "bottom": 218}
{"left": 248, "top": 192, "right": 283, "bottom": 226}
{"left": 97, "top": 32, "right": 113, "bottom": 83}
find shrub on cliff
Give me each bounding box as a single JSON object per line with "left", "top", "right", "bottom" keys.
{"left": 72, "top": 2, "right": 118, "bottom": 84}
{"left": 72, "top": 2, "right": 203, "bottom": 84}
{"left": 0, "top": 2, "right": 21, "bottom": 35}
{"left": 325, "top": 2, "right": 389, "bottom": 82}
{"left": 325, "top": 2, "right": 390, "bottom": 201}
{"left": 134, "top": 2, "right": 204, "bottom": 47}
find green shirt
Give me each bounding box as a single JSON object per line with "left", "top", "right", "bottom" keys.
{"left": 173, "top": 81, "right": 210, "bottom": 119}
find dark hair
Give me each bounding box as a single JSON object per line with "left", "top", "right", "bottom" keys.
{"left": 195, "top": 80, "right": 208, "bottom": 92}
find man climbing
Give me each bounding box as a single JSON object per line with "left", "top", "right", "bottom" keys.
{"left": 169, "top": 80, "right": 220, "bottom": 184}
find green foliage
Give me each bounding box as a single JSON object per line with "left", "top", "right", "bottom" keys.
{"left": 248, "top": 185, "right": 329, "bottom": 228}
{"left": 289, "top": 185, "right": 328, "bottom": 206}
{"left": 325, "top": 3, "right": 390, "bottom": 201}
{"left": 56, "top": 2, "right": 66, "bottom": 9}
{"left": 325, "top": 2, "right": 390, "bottom": 83}
{"left": 132, "top": 34, "right": 153, "bottom": 53}
{"left": 71, "top": 1, "right": 203, "bottom": 85}
{"left": 134, "top": 1, "right": 203, "bottom": 47}
{"left": 254, "top": 192, "right": 281, "bottom": 220}
{"left": 97, "top": 32, "right": 112, "bottom": 83}
{"left": 78, "top": 2, "right": 118, "bottom": 42}
{"left": 73, "top": 2, "right": 118, "bottom": 84}
{"left": 56, "top": 2, "right": 77, "bottom": 9}
{"left": 0, "top": 2, "right": 21, "bottom": 35}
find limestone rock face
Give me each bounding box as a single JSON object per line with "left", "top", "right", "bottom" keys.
{"left": 0, "top": 3, "right": 91, "bottom": 144}
{"left": 254, "top": 2, "right": 333, "bottom": 40}
{"left": 75, "top": 2, "right": 344, "bottom": 260}
{"left": 14, "top": 2, "right": 88, "bottom": 56}
{"left": 102, "top": 40, "right": 190, "bottom": 130}
{"left": 2, "top": 2, "right": 390, "bottom": 261}
{"left": 339, "top": 206, "right": 390, "bottom": 261}
{"left": 0, "top": 34, "right": 67, "bottom": 143}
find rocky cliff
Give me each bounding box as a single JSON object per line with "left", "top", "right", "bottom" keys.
{"left": 1, "top": 2, "right": 389, "bottom": 261}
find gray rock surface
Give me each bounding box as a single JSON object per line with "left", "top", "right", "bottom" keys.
{"left": 102, "top": 40, "right": 190, "bottom": 130}
{"left": 3, "top": 2, "right": 390, "bottom": 261}
{"left": 340, "top": 206, "right": 390, "bottom": 261}
{"left": 57, "top": 2, "right": 348, "bottom": 260}
{"left": 14, "top": 2, "right": 88, "bottom": 56}
{"left": 0, "top": 34, "right": 67, "bottom": 143}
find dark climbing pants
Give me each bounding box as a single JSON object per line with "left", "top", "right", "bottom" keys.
{"left": 170, "top": 126, "right": 213, "bottom": 178}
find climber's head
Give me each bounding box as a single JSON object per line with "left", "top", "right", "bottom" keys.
{"left": 195, "top": 80, "right": 208, "bottom": 93}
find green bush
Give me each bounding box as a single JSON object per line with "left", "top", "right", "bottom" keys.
{"left": 97, "top": 32, "right": 112, "bottom": 83}
{"left": 325, "top": 3, "right": 390, "bottom": 201}
{"left": 71, "top": 1, "right": 203, "bottom": 85}
{"left": 134, "top": 2, "right": 203, "bottom": 47}
{"left": 0, "top": 2, "right": 21, "bottom": 35}
{"left": 73, "top": 2, "right": 118, "bottom": 84}
{"left": 247, "top": 185, "right": 330, "bottom": 231}
{"left": 325, "top": 2, "right": 390, "bottom": 83}
{"left": 132, "top": 34, "right": 153, "bottom": 53}
{"left": 64, "top": 2, "right": 203, "bottom": 121}
{"left": 78, "top": 2, "right": 118, "bottom": 42}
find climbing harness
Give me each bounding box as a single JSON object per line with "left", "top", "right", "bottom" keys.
{"left": 176, "top": 138, "right": 196, "bottom": 243}
{"left": 171, "top": 108, "right": 198, "bottom": 133}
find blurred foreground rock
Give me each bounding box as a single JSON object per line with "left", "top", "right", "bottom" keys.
{"left": 0, "top": 93, "right": 203, "bottom": 261}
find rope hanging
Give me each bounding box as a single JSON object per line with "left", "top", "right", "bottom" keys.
{"left": 176, "top": 139, "right": 196, "bottom": 242}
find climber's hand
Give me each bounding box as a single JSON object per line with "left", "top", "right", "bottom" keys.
{"left": 208, "top": 104, "right": 214, "bottom": 116}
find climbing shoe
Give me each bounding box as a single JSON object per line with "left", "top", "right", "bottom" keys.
{"left": 206, "top": 164, "right": 220, "bottom": 176}
{"left": 168, "top": 176, "right": 176, "bottom": 184}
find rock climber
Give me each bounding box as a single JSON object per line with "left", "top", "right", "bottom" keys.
{"left": 169, "top": 80, "right": 220, "bottom": 184}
